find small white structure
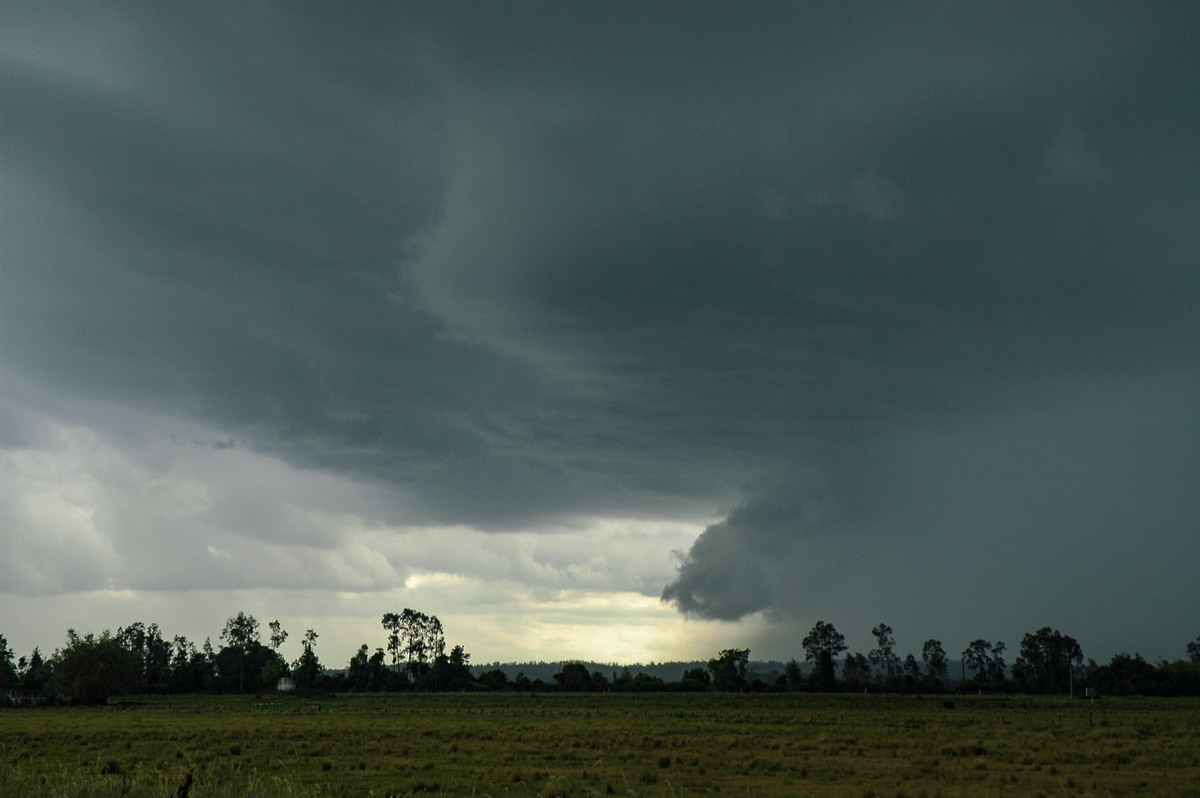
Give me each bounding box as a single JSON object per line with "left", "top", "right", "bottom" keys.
{"left": 277, "top": 677, "right": 296, "bottom": 692}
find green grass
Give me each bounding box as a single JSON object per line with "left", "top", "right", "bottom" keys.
{"left": 2, "top": 693, "right": 1199, "bottom": 796}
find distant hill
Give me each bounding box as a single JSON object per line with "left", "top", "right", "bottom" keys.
{"left": 470, "top": 660, "right": 800, "bottom": 684}
{"left": 468, "top": 659, "right": 976, "bottom": 686}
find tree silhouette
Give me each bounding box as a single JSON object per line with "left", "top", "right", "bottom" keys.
{"left": 870, "top": 623, "right": 899, "bottom": 687}
{"left": 922, "top": 639, "right": 948, "bottom": 691}
{"left": 1013, "top": 627, "right": 1083, "bottom": 695}
{"left": 219, "top": 612, "right": 262, "bottom": 693}
{"left": 707, "top": 648, "right": 750, "bottom": 692}
{"left": 802, "top": 620, "right": 847, "bottom": 692}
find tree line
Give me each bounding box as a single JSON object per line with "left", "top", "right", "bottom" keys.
{"left": 780, "top": 622, "right": 1200, "bottom": 698}
{"left": 0, "top": 609, "right": 472, "bottom": 705}
{"left": 3, "top": 615, "right": 1198, "bottom": 705}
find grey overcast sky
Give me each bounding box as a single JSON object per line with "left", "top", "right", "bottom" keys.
{"left": 2, "top": 1, "right": 1198, "bottom": 668}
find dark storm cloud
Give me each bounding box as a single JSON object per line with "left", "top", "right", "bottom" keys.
{"left": 662, "top": 480, "right": 845, "bottom": 621}
{"left": 3, "top": 2, "right": 1198, "bottom": 652}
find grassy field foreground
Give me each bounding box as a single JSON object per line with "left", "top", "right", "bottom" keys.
{"left": 2, "top": 692, "right": 1198, "bottom": 797}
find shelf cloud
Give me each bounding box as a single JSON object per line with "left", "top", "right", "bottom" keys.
{"left": 2, "top": 2, "right": 1197, "bottom": 664}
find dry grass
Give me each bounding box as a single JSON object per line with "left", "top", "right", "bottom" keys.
{"left": 1, "top": 692, "right": 1198, "bottom": 796}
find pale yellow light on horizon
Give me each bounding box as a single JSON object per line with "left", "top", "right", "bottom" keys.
{"left": 2, "top": 584, "right": 764, "bottom": 669}
{"left": 445, "top": 588, "right": 757, "bottom": 665}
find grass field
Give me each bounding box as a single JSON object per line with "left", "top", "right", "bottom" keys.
{"left": 2, "top": 692, "right": 1198, "bottom": 797}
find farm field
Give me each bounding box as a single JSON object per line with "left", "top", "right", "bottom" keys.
{"left": 2, "top": 693, "right": 1198, "bottom": 797}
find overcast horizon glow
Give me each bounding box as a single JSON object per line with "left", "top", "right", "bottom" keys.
{"left": 2, "top": 2, "right": 1198, "bottom": 671}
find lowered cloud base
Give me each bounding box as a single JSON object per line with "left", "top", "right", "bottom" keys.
{"left": 2, "top": 2, "right": 1197, "bottom": 666}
